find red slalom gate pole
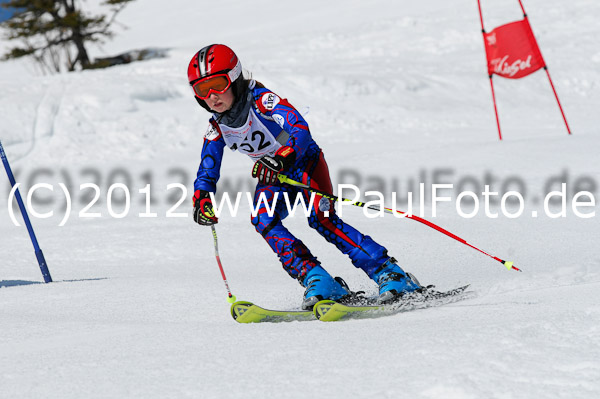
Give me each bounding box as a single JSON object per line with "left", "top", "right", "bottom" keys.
{"left": 544, "top": 66, "right": 572, "bottom": 135}
{"left": 489, "top": 76, "right": 503, "bottom": 140}
{"left": 210, "top": 225, "right": 236, "bottom": 303}
{"left": 477, "top": 0, "right": 503, "bottom": 140}
{"left": 517, "top": 1, "right": 572, "bottom": 135}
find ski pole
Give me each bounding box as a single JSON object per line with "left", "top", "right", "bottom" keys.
{"left": 0, "top": 140, "right": 53, "bottom": 282}
{"left": 278, "top": 174, "right": 520, "bottom": 272}
{"left": 210, "top": 225, "right": 237, "bottom": 303}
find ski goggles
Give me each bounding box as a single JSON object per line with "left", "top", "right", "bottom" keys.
{"left": 190, "top": 60, "right": 243, "bottom": 100}
{"left": 191, "top": 74, "right": 232, "bottom": 99}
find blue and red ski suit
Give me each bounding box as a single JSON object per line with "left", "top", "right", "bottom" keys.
{"left": 194, "top": 80, "right": 390, "bottom": 282}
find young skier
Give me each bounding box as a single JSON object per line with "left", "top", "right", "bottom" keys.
{"left": 189, "top": 44, "right": 420, "bottom": 309}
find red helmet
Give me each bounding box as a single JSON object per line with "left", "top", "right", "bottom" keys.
{"left": 188, "top": 44, "right": 242, "bottom": 95}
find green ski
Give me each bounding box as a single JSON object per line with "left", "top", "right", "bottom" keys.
{"left": 313, "top": 285, "right": 472, "bottom": 322}
{"left": 231, "top": 301, "right": 315, "bottom": 323}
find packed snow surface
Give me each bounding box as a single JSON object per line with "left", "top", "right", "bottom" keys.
{"left": 1, "top": 0, "right": 599, "bottom": 398}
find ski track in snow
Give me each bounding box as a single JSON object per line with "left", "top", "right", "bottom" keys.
{"left": 1, "top": 0, "right": 599, "bottom": 398}
{"left": 22, "top": 81, "right": 66, "bottom": 161}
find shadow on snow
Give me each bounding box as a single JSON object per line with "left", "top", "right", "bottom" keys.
{"left": 0, "top": 277, "right": 108, "bottom": 288}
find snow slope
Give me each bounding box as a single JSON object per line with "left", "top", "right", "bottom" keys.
{"left": 1, "top": 0, "right": 599, "bottom": 398}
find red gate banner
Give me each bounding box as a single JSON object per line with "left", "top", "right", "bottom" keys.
{"left": 484, "top": 19, "right": 545, "bottom": 79}
{"left": 477, "top": 0, "right": 571, "bottom": 139}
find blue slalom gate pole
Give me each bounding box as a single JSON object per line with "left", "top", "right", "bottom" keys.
{"left": 0, "top": 140, "right": 52, "bottom": 283}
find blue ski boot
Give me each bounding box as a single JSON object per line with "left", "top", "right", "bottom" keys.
{"left": 371, "top": 257, "right": 421, "bottom": 303}
{"left": 302, "top": 266, "right": 350, "bottom": 310}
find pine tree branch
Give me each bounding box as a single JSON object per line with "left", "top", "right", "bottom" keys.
{"left": 1, "top": 0, "right": 136, "bottom": 72}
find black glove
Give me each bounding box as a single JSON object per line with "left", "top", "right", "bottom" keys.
{"left": 193, "top": 190, "right": 218, "bottom": 226}
{"left": 252, "top": 146, "right": 296, "bottom": 185}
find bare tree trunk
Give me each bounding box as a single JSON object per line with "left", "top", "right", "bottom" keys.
{"left": 72, "top": 31, "right": 91, "bottom": 69}
{"left": 60, "top": 0, "right": 91, "bottom": 69}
